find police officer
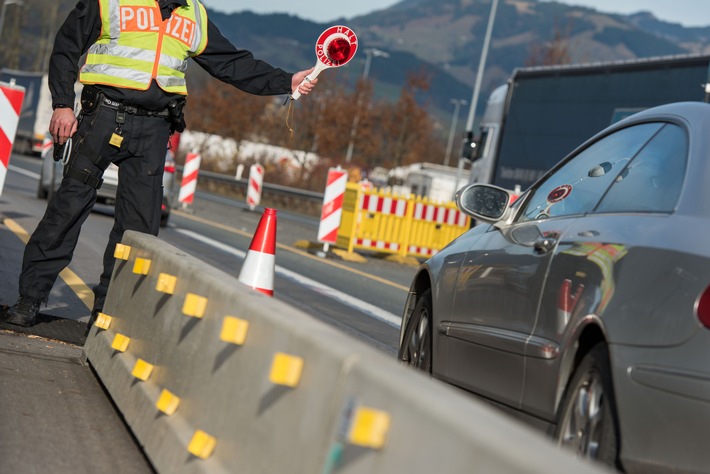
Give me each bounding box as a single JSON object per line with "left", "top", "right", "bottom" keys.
{"left": 2, "top": 0, "right": 317, "bottom": 330}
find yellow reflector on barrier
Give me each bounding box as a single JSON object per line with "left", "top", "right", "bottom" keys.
{"left": 269, "top": 353, "right": 304, "bottom": 387}
{"left": 188, "top": 430, "right": 217, "bottom": 459}
{"left": 220, "top": 317, "right": 249, "bottom": 345}
{"left": 348, "top": 407, "right": 391, "bottom": 449}
{"left": 114, "top": 243, "right": 131, "bottom": 260}
{"left": 132, "top": 359, "right": 154, "bottom": 381}
{"left": 156, "top": 389, "right": 181, "bottom": 416}
{"left": 183, "top": 293, "right": 207, "bottom": 318}
{"left": 111, "top": 333, "right": 130, "bottom": 352}
{"left": 132, "top": 258, "right": 151, "bottom": 275}
{"left": 156, "top": 273, "right": 177, "bottom": 294}
{"left": 95, "top": 313, "right": 112, "bottom": 330}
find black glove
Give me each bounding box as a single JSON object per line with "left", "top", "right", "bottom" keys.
{"left": 53, "top": 142, "right": 65, "bottom": 162}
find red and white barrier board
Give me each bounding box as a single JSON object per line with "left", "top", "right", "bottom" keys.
{"left": 362, "top": 193, "right": 409, "bottom": 217}
{"left": 412, "top": 202, "right": 468, "bottom": 227}
{"left": 317, "top": 167, "right": 347, "bottom": 244}
{"left": 247, "top": 164, "right": 264, "bottom": 211}
{"left": 0, "top": 81, "right": 25, "bottom": 196}
{"left": 178, "top": 152, "right": 201, "bottom": 207}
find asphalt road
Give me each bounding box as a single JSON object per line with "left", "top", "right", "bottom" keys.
{"left": 2, "top": 152, "right": 419, "bottom": 355}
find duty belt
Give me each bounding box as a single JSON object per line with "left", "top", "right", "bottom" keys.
{"left": 100, "top": 97, "right": 170, "bottom": 117}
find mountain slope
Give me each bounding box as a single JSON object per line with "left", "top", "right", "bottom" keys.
{"left": 206, "top": 0, "right": 708, "bottom": 125}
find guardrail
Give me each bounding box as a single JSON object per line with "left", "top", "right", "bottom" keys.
{"left": 83, "top": 231, "right": 607, "bottom": 474}
{"left": 176, "top": 166, "right": 325, "bottom": 217}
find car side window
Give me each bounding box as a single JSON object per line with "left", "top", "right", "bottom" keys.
{"left": 517, "top": 123, "right": 664, "bottom": 223}
{"left": 595, "top": 123, "right": 687, "bottom": 214}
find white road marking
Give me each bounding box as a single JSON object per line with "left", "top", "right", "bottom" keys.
{"left": 176, "top": 228, "right": 402, "bottom": 328}
{"left": 9, "top": 164, "right": 40, "bottom": 179}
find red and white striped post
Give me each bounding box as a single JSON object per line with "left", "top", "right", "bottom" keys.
{"left": 247, "top": 164, "right": 264, "bottom": 211}
{"left": 168, "top": 132, "right": 181, "bottom": 160}
{"left": 41, "top": 134, "right": 53, "bottom": 160}
{"left": 178, "top": 152, "right": 201, "bottom": 209}
{"left": 0, "top": 80, "right": 26, "bottom": 196}
{"left": 317, "top": 167, "right": 348, "bottom": 255}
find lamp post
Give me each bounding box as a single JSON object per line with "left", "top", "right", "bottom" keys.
{"left": 444, "top": 99, "right": 467, "bottom": 167}
{"left": 345, "top": 47, "right": 389, "bottom": 163}
{"left": 0, "top": 0, "right": 23, "bottom": 41}
{"left": 453, "top": 0, "right": 498, "bottom": 195}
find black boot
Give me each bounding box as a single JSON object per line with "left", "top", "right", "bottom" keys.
{"left": 4, "top": 296, "right": 41, "bottom": 327}
{"left": 84, "top": 302, "right": 103, "bottom": 337}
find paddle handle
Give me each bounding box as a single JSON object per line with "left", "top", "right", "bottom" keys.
{"left": 291, "top": 63, "right": 326, "bottom": 101}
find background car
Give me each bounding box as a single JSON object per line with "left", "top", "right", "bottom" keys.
{"left": 398, "top": 102, "right": 710, "bottom": 473}
{"left": 38, "top": 144, "right": 175, "bottom": 227}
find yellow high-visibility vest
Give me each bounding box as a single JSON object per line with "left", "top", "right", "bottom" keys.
{"left": 80, "top": 0, "right": 208, "bottom": 95}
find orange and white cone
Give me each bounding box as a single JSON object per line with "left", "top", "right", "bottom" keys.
{"left": 238, "top": 208, "right": 277, "bottom": 296}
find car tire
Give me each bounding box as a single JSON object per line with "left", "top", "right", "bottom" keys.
{"left": 398, "top": 288, "right": 433, "bottom": 373}
{"left": 555, "top": 343, "right": 621, "bottom": 470}
{"left": 160, "top": 196, "right": 170, "bottom": 227}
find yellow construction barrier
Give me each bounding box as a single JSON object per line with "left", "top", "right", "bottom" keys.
{"left": 337, "top": 183, "right": 470, "bottom": 259}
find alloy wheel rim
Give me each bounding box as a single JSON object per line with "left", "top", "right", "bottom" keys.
{"left": 407, "top": 308, "right": 430, "bottom": 369}
{"left": 560, "top": 370, "right": 605, "bottom": 458}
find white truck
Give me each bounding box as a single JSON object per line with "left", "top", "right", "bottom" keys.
{"left": 0, "top": 69, "right": 52, "bottom": 156}
{"left": 405, "top": 162, "right": 461, "bottom": 202}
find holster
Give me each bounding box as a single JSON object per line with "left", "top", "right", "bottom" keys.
{"left": 167, "top": 98, "right": 187, "bottom": 133}
{"left": 80, "top": 85, "right": 103, "bottom": 114}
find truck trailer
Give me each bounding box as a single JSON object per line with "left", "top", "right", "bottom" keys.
{"left": 469, "top": 54, "right": 710, "bottom": 191}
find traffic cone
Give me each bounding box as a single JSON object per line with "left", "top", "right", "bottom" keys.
{"left": 238, "top": 208, "right": 277, "bottom": 296}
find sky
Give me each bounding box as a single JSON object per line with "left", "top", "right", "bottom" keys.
{"left": 201, "top": 0, "right": 710, "bottom": 28}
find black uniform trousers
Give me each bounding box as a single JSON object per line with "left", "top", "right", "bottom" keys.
{"left": 19, "top": 103, "right": 171, "bottom": 311}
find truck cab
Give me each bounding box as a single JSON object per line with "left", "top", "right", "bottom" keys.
{"left": 468, "top": 84, "right": 508, "bottom": 186}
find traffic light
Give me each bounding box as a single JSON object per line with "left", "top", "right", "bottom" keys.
{"left": 461, "top": 131, "right": 478, "bottom": 162}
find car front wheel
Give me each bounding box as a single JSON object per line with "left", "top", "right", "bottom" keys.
{"left": 555, "top": 343, "right": 621, "bottom": 469}
{"left": 398, "top": 288, "right": 432, "bottom": 373}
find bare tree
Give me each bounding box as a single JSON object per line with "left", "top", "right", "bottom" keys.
{"left": 526, "top": 20, "right": 573, "bottom": 66}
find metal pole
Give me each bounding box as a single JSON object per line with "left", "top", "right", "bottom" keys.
{"left": 0, "top": 2, "right": 9, "bottom": 40}
{"left": 444, "top": 99, "right": 466, "bottom": 167}
{"left": 464, "top": 0, "right": 499, "bottom": 133}
{"left": 454, "top": 0, "right": 498, "bottom": 195}
{"left": 0, "top": 0, "right": 22, "bottom": 40}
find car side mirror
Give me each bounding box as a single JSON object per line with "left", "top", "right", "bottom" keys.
{"left": 455, "top": 184, "right": 511, "bottom": 222}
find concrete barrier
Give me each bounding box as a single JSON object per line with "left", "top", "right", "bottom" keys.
{"left": 84, "top": 231, "right": 607, "bottom": 474}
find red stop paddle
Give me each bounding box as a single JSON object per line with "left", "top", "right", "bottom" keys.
{"left": 291, "top": 25, "right": 358, "bottom": 100}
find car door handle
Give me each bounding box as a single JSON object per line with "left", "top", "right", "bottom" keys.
{"left": 534, "top": 237, "right": 557, "bottom": 254}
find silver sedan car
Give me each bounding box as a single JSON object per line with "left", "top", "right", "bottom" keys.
{"left": 399, "top": 102, "right": 710, "bottom": 473}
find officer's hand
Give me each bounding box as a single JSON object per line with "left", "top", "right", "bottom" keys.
{"left": 49, "top": 108, "right": 78, "bottom": 145}
{"left": 292, "top": 68, "right": 318, "bottom": 96}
